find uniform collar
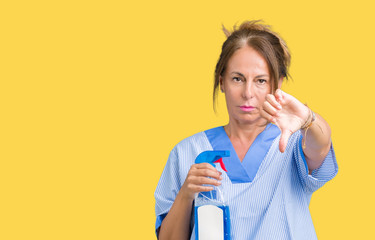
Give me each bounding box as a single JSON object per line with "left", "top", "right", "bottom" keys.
{"left": 204, "top": 124, "right": 280, "bottom": 183}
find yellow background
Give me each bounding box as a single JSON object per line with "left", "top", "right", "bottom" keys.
{"left": 1, "top": 0, "right": 374, "bottom": 239}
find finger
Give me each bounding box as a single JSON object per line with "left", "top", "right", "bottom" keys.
{"left": 193, "top": 162, "right": 219, "bottom": 172}
{"left": 185, "top": 183, "right": 214, "bottom": 194}
{"left": 190, "top": 165, "right": 222, "bottom": 180}
{"left": 195, "top": 185, "right": 214, "bottom": 192}
{"left": 189, "top": 176, "right": 222, "bottom": 186}
{"left": 265, "top": 94, "right": 282, "bottom": 110}
{"left": 279, "top": 129, "right": 293, "bottom": 153}
{"left": 275, "top": 89, "right": 284, "bottom": 104}
{"left": 262, "top": 101, "right": 279, "bottom": 117}
{"left": 192, "top": 168, "right": 223, "bottom": 180}
{"left": 260, "top": 107, "right": 277, "bottom": 124}
{"left": 194, "top": 163, "right": 222, "bottom": 175}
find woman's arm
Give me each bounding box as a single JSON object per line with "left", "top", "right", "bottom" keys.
{"left": 300, "top": 112, "right": 332, "bottom": 172}
{"left": 261, "top": 89, "right": 332, "bottom": 172}
{"left": 158, "top": 191, "right": 193, "bottom": 240}
{"left": 158, "top": 163, "right": 222, "bottom": 240}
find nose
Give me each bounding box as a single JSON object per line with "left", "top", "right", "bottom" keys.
{"left": 242, "top": 81, "right": 254, "bottom": 99}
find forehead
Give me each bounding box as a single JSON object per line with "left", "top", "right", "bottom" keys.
{"left": 226, "top": 45, "right": 270, "bottom": 76}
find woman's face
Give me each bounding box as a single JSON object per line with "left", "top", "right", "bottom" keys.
{"left": 220, "top": 45, "right": 275, "bottom": 125}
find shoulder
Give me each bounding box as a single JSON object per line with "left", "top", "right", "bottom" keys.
{"left": 173, "top": 129, "right": 211, "bottom": 152}
{"left": 162, "top": 129, "right": 215, "bottom": 177}
{"left": 170, "top": 127, "right": 218, "bottom": 160}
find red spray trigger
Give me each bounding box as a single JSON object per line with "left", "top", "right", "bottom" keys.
{"left": 195, "top": 151, "right": 230, "bottom": 172}
{"left": 214, "top": 158, "right": 227, "bottom": 172}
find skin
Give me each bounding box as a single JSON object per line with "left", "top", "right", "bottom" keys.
{"left": 261, "top": 89, "right": 332, "bottom": 171}
{"left": 158, "top": 45, "right": 332, "bottom": 240}
{"left": 219, "top": 45, "right": 282, "bottom": 161}
{"left": 158, "top": 163, "right": 222, "bottom": 240}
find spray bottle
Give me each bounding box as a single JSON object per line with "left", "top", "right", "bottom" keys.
{"left": 194, "top": 150, "right": 231, "bottom": 240}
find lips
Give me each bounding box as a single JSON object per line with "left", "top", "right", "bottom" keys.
{"left": 239, "top": 105, "right": 255, "bottom": 112}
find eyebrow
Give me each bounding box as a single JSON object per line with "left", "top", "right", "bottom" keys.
{"left": 231, "top": 72, "right": 269, "bottom": 79}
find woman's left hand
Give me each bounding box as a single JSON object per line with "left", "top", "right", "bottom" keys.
{"left": 260, "top": 89, "right": 310, "bottom": 153}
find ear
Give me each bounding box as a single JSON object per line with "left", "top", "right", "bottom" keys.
{"left": 278, "top": 77, "right": 284, "bottom": 89}
{"left": 219, "top": 75, "right": 224, "bottom": 92}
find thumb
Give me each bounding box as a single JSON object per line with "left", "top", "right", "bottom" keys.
{"left": 279, "top": 129, "right": 292, "bottom": 153}
{"left": 275, "top": 89, "right": 284, "bottom": 104}
{"left": 275, "top": 89, "right": 292, "bottom": 105}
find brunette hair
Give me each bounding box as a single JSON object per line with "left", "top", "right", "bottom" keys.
{"left": 213, "top": 20, "right": 291, "bottom": 111}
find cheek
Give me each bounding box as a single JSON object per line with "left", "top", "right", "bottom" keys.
{"left": 227, "top": 89, "right": 241, "bottom": 102}
{"left": 259, "top": 92, "right": 268, "bottom": 101}
{"left": 254, "top": 92, "right": 269, "bottom": 105}
{"left": 224, "top": 92, "right": 239, "bottom": 111}
{"left": 259, "top": 86, "right": 271, "bottom": 97}
{"left": 225, "top": 93, "right": 235, "bottom": 106}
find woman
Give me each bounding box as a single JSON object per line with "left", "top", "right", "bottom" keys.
{"left": 155, "top": 20, "right": 338, "bottom": 240}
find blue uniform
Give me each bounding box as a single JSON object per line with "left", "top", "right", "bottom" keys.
{"left": 155, "top": 124, "right": 338, "bottom": 239}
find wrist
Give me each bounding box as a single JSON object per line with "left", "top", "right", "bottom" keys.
{"left": 301, "top": 106, "right": 315, "bottom": 130}
{"left": 178, "top": 188, "right": 195, "bottom": 203}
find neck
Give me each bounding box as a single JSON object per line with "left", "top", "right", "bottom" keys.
{"left": 224, "top": 118, "right": 268, "bottom": 141}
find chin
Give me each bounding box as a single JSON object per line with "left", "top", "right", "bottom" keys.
{"left": 232, "top": 115, "right": 259, "bottom": 124}
{"left": 232, "top": 115, "right": 263, "bottom": 125}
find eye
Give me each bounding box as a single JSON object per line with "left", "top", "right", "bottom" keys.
{"left": 257, "top": 79, "right": 267, "bottom": 84}
{"left": 233, "top": 77, "right": 243, "bottom": 82}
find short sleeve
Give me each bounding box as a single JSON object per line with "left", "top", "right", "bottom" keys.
{"left": 154, "top": 147, "right": 182, "bottom": 237}
{"left": 294, "top": 131, "right": 338, "bottom": 193}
